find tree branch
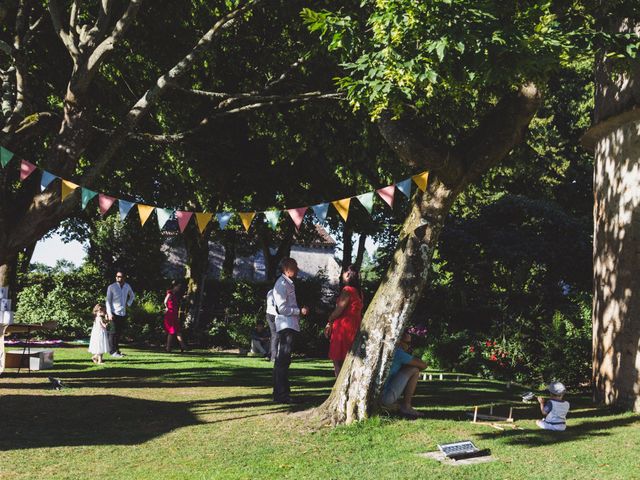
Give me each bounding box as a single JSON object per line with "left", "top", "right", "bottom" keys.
{"left": 0, "top": 41, "right": 12, "bottom": 57}
{"left": 85, "top": 0, "right": 144, "bottom": 75}
{"left": 263, "top": 56, "right": 307, "bottom": 92}
{"left": 48, "top": 0, "right": 80, "bottom": 61}
{"left": 377, "top": 111, "right": 461, "bottom": 185}
{"left": 128, "top": 91, "right": 344, "bottom": 144}
{"left": 455, "top": 83, "right": 541, "bottom": 184}
{"left": 81, "top": 0, "right": 263, "bottom": 184}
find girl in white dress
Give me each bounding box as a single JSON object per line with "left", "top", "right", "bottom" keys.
{"left": 89, "top": 304, "right": 111, "bottom": 364}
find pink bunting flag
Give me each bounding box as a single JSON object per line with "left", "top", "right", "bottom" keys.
{"left": 20, "top": 160, "right": 36, "bottom": 181}
{"left": 176, "top": 211, "right": 193, "bottom": 233}
{"left": 287, "top": 207, "right": 308, "bottom": 230}
{"left": 98, "top": 194, "right": 116, "bottom": 216}
{"left": 376, "top": 185, "right": 396, "bottom": 208}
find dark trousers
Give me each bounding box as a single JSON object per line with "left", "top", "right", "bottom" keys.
{"left": 273, "top": 328, "right": 295, "bottom": 402}
{"left": 266, "top": 313, "right": 278, "bottom": 362}
{"left": 109, "top": 314, "right": 126, "bottom": 354}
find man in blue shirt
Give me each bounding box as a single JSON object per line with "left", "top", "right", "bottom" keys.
{"left": 381, "top": 331, "right": 427, "bottom": 418}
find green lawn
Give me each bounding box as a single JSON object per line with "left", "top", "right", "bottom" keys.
{"left": 1, "top": 346, "right": 638, "bottom": 479}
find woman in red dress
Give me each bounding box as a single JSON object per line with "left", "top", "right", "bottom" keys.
{"left": 324, "top": 265, "right": 364, "bottom": 376}
{"left": 164, "top": 281, "right": 186, "bottom": 352}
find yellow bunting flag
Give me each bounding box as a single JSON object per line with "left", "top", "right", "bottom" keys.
{"left": 61, "top": 179, "right": 79, "bottom": 201}
{"left": 137, "top": 204, "right": 155, "bottom": 226}
{"left": 195, "top": 212, "right": 213, "bottom": 234}
{"left": 411, "top": 171, "right": 429, "bottom": 192}
{"left": 239, "top": 212, "right": 256, "bottom": 232}
{"left": 332, "top": 197, "right": 351, "bottom": 222}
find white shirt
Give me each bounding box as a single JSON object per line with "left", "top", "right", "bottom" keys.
{"left": 266, "top": 289, "right": 277, "bottom": 316}
{"left": 106, "top": 282, "right": 135, "bottom": 317}
{"left": 272, "top": 274, "right": 300, "bottom": 332}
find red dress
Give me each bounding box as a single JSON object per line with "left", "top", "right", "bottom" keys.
{"left": 163, "top": 291, "right": 181, "bottom": 335}
{"left": 328, "top": 286, "right": 363, "bottom": 362}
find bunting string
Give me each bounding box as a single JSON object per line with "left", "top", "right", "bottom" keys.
{"left": 0, "top": 145, "right": 429, "bottom": 235}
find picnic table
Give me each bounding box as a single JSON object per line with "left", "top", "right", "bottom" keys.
{"left": 0, "top": 322, "right": 56, "bottom": 375}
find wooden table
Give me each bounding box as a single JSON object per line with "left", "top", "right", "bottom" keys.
{"left": 0, "top": 323, "right": 55, "bottom": 375}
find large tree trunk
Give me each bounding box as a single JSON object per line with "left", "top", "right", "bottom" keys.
{"left": 312, "top": 84, "right": 541, "bottom": 424}
{"left": 585, "top": 19, "right": 640, "bottom": 412}
{"left": 0, "top": 253, "right": 18, "bottom": 292}
{"left": 318, "top": 179, "right": 455, "bottom": 424}
{"left": 182, "top": 228, "right": 211, "bottom": 333}
{"left": 354, "top": 233, "right": 366, "bottom": 271}
{"left": 341, "top": 222, "right": 353, "bottom": 268}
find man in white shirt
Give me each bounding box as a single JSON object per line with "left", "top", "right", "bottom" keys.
{"left": 265, "top": 289, "right": 278, "bottom": 362}
{"left": 106, "top": 271, "right": 135, "bottom": 357}
{"left": 272, "top": 258, "right": 309, "bottom": 404}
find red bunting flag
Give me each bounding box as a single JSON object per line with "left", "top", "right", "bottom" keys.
{"left": 376, "top": 185, "right": 396, "bottom": 208}
{"left": 20, "top": 160, "right": 36, "bottom": 181}
{"left": 98, "top": 194, "right": 116, "bottom": 216}
{"left": 287, "top": 207, "right": 308, "bottom": 230}
{"left": 176, "top": 211, "right": 193, "bottom": 233}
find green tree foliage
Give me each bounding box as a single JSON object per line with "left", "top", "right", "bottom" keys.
{"left": 16, "top": 261, "right": 103, "bottom": 338}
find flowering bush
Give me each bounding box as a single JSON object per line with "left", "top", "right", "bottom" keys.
{"left": 461, "top": 338, "right": 527, "bottom": 381}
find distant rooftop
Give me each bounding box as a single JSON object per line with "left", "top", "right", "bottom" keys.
{"left": 293, "top": 224, "right": 336, "bottom": 248}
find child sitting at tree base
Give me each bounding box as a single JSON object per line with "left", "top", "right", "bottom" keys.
{"left": 536, "top": 381, "right": 570, "bottom": 431}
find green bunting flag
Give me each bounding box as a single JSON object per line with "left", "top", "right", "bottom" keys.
{"left": 1, "top": 146, "right": 14, "bottom": 168}
{"left": 81, "top": 188, "right": 98, "bottom": 210}
{"left": 356, "top": 192, "right": 375, "bottom": 214}
{"left": 264, "top": 210, "right": 281, "bottom": 230}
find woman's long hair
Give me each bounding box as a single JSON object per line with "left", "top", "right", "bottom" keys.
{"left": 341, "top": 264, "right": 362, "bottom": 297}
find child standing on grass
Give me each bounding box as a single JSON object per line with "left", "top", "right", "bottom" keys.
{"left": 536, "top": 381, "right": 570, "bottom": 431}
{"left": 89, "top": 304, "right": 111, "bottom": 364}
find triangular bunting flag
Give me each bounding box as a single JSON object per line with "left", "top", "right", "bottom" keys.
{"left": 119, "top": 200, "right": 135, "bottom": 220}
{"left": 412, "top": 171, "right": 429, "bottom": 192}
{"left": 376, "top": 185, "right": 396, "bottom": 208}
{"left": 396, "top": 178, "right": 412, "bottom": 198}
{"left": 264, "top": 210, "right": 280, "bottom": 230}
{"left": 20, "top": 160, "right": 36, "bottom": 181}
{"left": 356, "top": 192, "right": 375, "bottom": 214}
{"left": 175, "top": 211, "right": 193, "bottom": 233}
{"left": 311, "top": 203, "right": 329, "bottom": 223}
{"left": 81, "top": 188, "right": 97, "bottom": 210}
{"left": 195, "top": 212, "right": 213, "bottom": 234}
{"left": 239, "top": 212, "right": 256, "bottom": 232}
{"left": 61, "top": 179, "right": 79, "bottom": 201}
{"left": 137, "top": 204, "right": 155, "bottom": 226}
{"left": 98, "top": 194, "right": 116, "bottom": 215}
{"left": 156, "top": 208, "right": 173, "bottom": 230}
{"left": 287, "top": 207, "right": 308, "bottom": 230}
{"left": 40, "top": 171, "right": 58, "bottom": 192}
{"left": 1, "top": 146, "right": 14, "bottom": 168}
{"left": 332, "top": 197, "right": 351, "bottom": 222}
{"left": 216, "top": 212, "right": 233, "bottom": 230}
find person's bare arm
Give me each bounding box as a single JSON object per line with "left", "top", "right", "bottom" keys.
{"left": 324, "top": 291, "right": 350, "bottom": 338}
{"left": 537, "top": 396, "right": 547, "bottom": 415}
{"left": 407, "top": 357, "right": 427, "bottom": 370}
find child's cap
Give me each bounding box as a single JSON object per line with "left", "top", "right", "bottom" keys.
{"left": 548, "top": 382, "right": 566, "bottom": 395}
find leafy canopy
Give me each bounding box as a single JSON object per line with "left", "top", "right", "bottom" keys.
{"left": 303, "top": 1, "right": 636, "bottom": 119}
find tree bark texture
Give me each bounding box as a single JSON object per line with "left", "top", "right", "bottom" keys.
{"left": 313, "top": 84, "right": 541, "bottom": 424}
{"left": 588, "top": 19, "right": 640, "bottom": 412}
{"left": 592, "top": 120, "right": 640, "bottom": 412}
{"left": 341, "top": 222, "right": 353, "bottom": 268}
